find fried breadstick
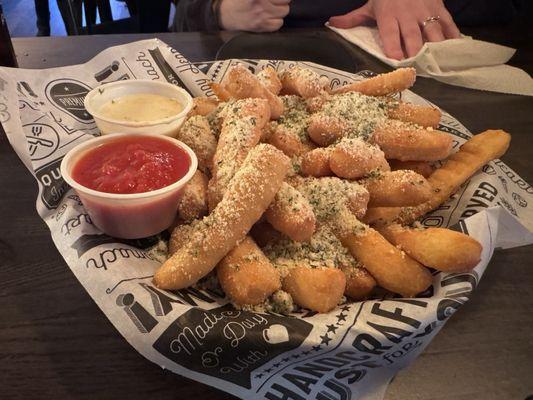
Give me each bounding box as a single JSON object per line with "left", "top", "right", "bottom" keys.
{"left": 307, "top": 114, "right": 346, "bottom": 147}
{"left": 281, "top": 66, "right": 327, "bottom": 99}
{"left": 189, "top": 97, "right": 220, "bottom": 117}
{"left": 168, "top": 222, "right": 197, "bottom": 255}
{"left": 389, "top": 159, "right": 434, "bottom": 178}
{"left": 177, "top": 115, "right": 217, "bottom": 173}
{"left": 371, "top": 120, "right": 453, "bottom": 162}
{"left": 301, "top": 147, "right": 332, "bottom": 177}
{"left": 267, "top": 123, "right": 316, "bottom": 157}
{"left": 265, "top": 182, "right": 316, "bottom": 242}
{"left": 361, "top": 170, "right": 432, "bottom": 207}
{"left": 283, "top": 266, "right": 346, "bottom": 313}
{"left": 154, "top": 144, "right": 290, "bottom": 289}
{"left": 217, "top": 236, "right": 281, "bottom": 306}
{"left": 341, "top": 265, "right": 376, "bottom": 300}
{"left": 209, "top": 98, "right": 270, "bottom": 208}
{"left": 329, "top": 138, "right": 390, "bottom": 179}
{"left": 178, "top": 170, "right": 209, "bottom": 223}
{"left": 397, "top": 130, "right": 511, "bottom": 224}
{"left": 379, "top": 224, "right": 482, "bottom": 272}
{"left": 221, "top": 64, "right": 284, "bottom": 119}
{"left": 333, "top": 68, "right": 416, "bottom": 96}
{"left": 257, "top": 66, "right": 282, "bottom": 95}
{"left": 372, "top": 129, "right": 511, "bottom": 226}
{"left": 387, "top": 101, "right": 441, "bottom": 128}
{"left": 332, "top": 213, "right": 432, "bottom": 297}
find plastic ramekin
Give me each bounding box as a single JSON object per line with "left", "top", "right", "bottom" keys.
{"left": 84, "top": 80, "right": 193, "bottom": 137}
{"left": 60, "top": 133, "right": 198, "bottom": 239}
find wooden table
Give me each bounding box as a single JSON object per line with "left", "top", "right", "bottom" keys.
{"left": 2, "top": 28, "right": 532, "bottom": 400}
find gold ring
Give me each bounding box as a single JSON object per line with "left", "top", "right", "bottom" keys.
{"left": 421, "top": 15, "right": 441, "bottom": 29}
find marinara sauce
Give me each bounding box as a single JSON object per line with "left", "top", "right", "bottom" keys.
{"left": 72, "top": 135, "right": 191, "bottom": 194}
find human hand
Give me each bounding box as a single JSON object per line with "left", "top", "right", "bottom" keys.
{"left": 219, "top": 0, "right": 291, "bottom": 32}
{"left": 329, "top": 0, "right": 460, "bottom": 60}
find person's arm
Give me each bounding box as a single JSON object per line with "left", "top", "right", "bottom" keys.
{"left": 329, "top": 0, "right": 461, "bottom": 60}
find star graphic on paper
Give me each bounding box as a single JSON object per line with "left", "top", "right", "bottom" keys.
{"left": 326, "top": 324, "right": 338, "bottom": 333}
{"left": 312, "top": 345, "right": 322, "bottom": 351}
{"left": 255, "top": 374, "right": 264, "bottom": 379}
{"left": 320, "top": 334, "right": 332, "bottom": 345}
{"left": 282, "top": 357, "right": 290, "bottom": 363}
{"left": 302, "top": 350, "right": 311, "bottom": 356}
{"left": 265, "top": 368, "right": 273, "bottom": 373}
{"left": 291, "top": 354, "right": 301, "bottom": 359}
{"left": 341, "top": 305, "right": 350, "bottom": 312}
{"left": 336, "top": 313, "right": 347, "bottom": 322}
{"left": 273, "top": 363, "right": 281, "bottom": 368}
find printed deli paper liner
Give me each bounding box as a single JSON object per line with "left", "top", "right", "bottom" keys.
{"left": 1, "top": 39, "right": 532, "bottom": 400}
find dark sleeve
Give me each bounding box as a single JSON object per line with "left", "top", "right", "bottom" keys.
{"left": 172, "top": 0, "right": 220, "bottom": 32}
{"left": 445, "top": 0, "right": 527, "bottom": 26}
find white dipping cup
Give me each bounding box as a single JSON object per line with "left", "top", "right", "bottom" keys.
{"left": 60, "top": 133, "right": 198, "bottom": 239}
{"left": 84, "top": 80, "right": 193, "bottom": 137}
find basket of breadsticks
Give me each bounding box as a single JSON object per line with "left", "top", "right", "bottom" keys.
{"left": 2, "top": 40, "right": 532, "bottom": 400}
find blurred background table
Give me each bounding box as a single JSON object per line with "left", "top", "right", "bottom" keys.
{"left": 1, "top": 27, "right": 532, "bottom": 400}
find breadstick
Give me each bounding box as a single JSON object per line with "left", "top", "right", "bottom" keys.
{"left": 154, "top": 144, "right": 290, "bottom": 289}
{"left": 365, "top": 129, "right": 511, "bottom": 226}
{"left": 361, "top": 170, "right": 432, "bottom": 207}
{"left": 371, "top": 120, "right": 453, "bottom": 161}
{"left": 341, "top": 264, "right": 376, "bottom": 300}
{"left": 361, "top": 206, "right": 402, "bottom": 226}
{"left": 209, "top": 98, "right": 270, "bottom": 208}
{"left": 329, "top": 138, "right": 390, "bottom": 179}
{"left": 346, "top": 182, "right": 370, "bottom": 219}
{"left": 308, "top": 91, "right": 388, "bottom": 146}
{"left": 379, "top": 224, "right": 482, "bottom": 272}
{"left": 267, "top": 124, "right": 316, "bottom": 157}
{"left": 280, "top": 66, "right": 327, "bottom": 99}
{"left": 334, "top": 219, "right": 432, "bottom": 297}
{"left": 177, "top": 115, "right": 217, "bottom": 173}
{"left": 168, "top": 221, "right": 197, "bottom": 255}
{"left": 394, "top": 129, "right": 511, "bottom": 225}
{"left": 387, "top": 101, "right": 441, "bottom": 128}
{"left": 306, "top": 95, "right": 328, "bottom": 113}
{"left": 282, "top": 266, "right": 346, "bottom": 313}
{"left": 307, "top": 114, "right": 346, "bottom": 146}
{"left": 301, "top": 147, "right": 332, "bottom": 177}
{"left": 209, "top": 82, "right": 231, "bottom": 102}
{"left": 217, "top": 236, "right": 281, "bottom": 306}
{"left": 389, "top": 159, "right": 434, "bottom": 178}
{"left": 265, "top": 182, "right": 316, "bottom": 242}
{"left": 189, "top": 97, "right": 220, "bottom": 117}
{"left": 333, "top": 68, "right": 416, "bottom": 96}
{"left": 221, "top": 64, "right": 284, "bottom": 119}
{"left": 257, "top": 66, "right": 282, "bottom": 95}
{"left": 178, "top": 170, "right": 209, "bottom": 223}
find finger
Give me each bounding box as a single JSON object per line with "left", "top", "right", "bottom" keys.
{"left": 329, "top": 6, "right": 372, "bottom": 29}
{"left": 397, "top": 15, "right": 423, "bottom": 58}
{"left": 267, "top": 4, "right": 290, "bottom": 18}
{"left": 262, "top": 18, "right": 284, "bottom": 32}
{"left": 438, "top": 7, "right": 461, "bottom": 38}
{"left": 269, "top": 0, "right": 291, "bottom": 5}
{"left": 422, "top": 21, "right": 445, "bottom": 42}
{"left": 376, "top": 14, "right": 403, "bottom": 60}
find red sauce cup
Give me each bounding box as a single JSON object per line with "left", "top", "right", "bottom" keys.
{"left": 60, "top": 133, "right": 198, "bottom": 239}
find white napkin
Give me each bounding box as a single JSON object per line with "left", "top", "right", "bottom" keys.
{"left": 327, "top": 24, "right": 533, "bottom": 96}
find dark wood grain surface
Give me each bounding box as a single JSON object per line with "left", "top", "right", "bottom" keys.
{"left": 2, "top": 27, "right": 532, "bottom": 400}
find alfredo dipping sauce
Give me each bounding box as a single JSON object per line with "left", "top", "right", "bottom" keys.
{"left": 98, "top": 94, "right": 184, "bottom": 123}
